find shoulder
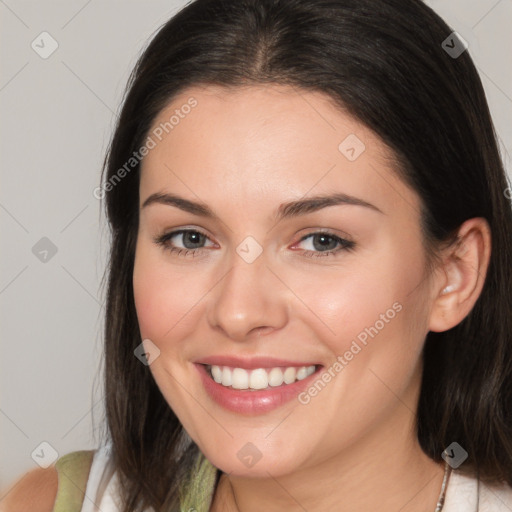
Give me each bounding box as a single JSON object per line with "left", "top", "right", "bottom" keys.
{"left": 0, "top": 465, "right": 58, "bottom": 512}
{"left": 0, "top": 449, "right": 98, "bottom": 512}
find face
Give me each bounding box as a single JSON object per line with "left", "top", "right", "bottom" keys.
{"left": 133, "top": 84, "right": 436, "bottom": 477}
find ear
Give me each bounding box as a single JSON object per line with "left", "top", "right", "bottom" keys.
{"left": 428, "top": 217, "right": 492, "bottom": 333}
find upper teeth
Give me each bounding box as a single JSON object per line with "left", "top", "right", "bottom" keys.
{"left": 209, "top": 365, "right": 316, "bottom": 390}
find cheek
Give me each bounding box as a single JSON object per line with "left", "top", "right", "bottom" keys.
{"left": 132, "top": 243, "right": 205, "bottom": 345}
{"left": 287, "top": 243, "right": 425, "bottom": 350}
{"left": 330, "top": 242, "right": 429, "bottom": 394}
{"left": 290, "top": 249, "right": 428, "bottom": 437}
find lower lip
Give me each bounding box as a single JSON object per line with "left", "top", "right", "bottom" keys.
{"left": 194, "top": 363, "right": 322, "bottom": 415}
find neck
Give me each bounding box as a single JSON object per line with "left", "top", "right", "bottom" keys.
{"left": 210, "top": 404, "right": 446, "bottom": 512}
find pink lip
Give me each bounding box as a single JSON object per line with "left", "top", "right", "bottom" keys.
{"left": 194, "top": 355, "right": 321, "bottom": 369}
{"left": 194, "top": 362, "right": 323, "bottom": 415}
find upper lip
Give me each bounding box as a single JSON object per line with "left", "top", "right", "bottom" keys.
{"left": 194, "top": 355, "right": 322, "bottom": 369}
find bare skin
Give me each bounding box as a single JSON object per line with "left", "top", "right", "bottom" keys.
{"left": 0, "top": 466, "right": 58, "bottom": 512}
{"left": 132, "top": 83, "right": 491, "bottom": 512}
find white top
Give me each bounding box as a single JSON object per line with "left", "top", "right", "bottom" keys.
{"left": 80, "top": 444, "right": 126, "bottom": 512}
{"left": 81, "top": 444, "right": 512, "bottom": 511}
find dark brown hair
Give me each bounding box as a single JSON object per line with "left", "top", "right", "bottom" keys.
{"left": 96, "top": 0, "right": 512, "bottom": 510}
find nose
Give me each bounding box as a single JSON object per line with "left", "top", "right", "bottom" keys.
{"left": 206, "top": 252, "right": 289, "bottom": 342}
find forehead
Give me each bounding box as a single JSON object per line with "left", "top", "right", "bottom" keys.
{"left": 139, "top": 84, "right": 420, "bottom": 219}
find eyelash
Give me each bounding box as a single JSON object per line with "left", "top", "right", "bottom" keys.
{"left": 153, "top": 229, "right": 356, "bottom": 259}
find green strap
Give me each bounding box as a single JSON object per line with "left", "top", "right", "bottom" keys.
{"left": 52, "top": 448, "right": 217, "bottom": 512}
{"left": 179, "top": 451, "right": 219, "bottom": 512}
{"left": 52, "top": 450, "right": 95, "bottom": 512}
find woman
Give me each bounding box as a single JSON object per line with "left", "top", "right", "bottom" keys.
{"left": 4, "top": 0, "right": 512, "bottom": 511}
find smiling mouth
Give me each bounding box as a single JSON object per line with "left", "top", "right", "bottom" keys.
{"left": 205, "top": 363, "right": 322, "bottom": 391}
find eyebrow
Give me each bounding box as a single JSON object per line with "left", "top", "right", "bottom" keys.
{"left": 141, "top": 191, "right": 384, "bottom": 220}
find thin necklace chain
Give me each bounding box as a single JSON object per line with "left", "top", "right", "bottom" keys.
{"left": 435, "top": 460, "right": 453, "bottom": 512}
{"left": 228, "top": 460, "right": 453, "bottom": 512}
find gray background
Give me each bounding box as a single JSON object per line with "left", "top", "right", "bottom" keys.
{"left": 1, "top": 0, "right": 511, "bottom": 489}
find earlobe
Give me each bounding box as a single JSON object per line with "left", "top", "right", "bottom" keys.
{"left": 428, "top": 218, "right": 491, "bottom": 333}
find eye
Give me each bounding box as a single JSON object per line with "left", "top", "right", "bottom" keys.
{"left": 292, "top": 231, "right": 356, "bottom": 258}
{"left": 153, "top": 229, "right": 215, "bottom": 257}
{"left": 153, "top": 229, "right": 356, "bottom": 259}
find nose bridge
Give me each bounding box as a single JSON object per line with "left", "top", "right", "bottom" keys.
{"left": 207, "top": 248, "right": 288, "bottom": 341}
